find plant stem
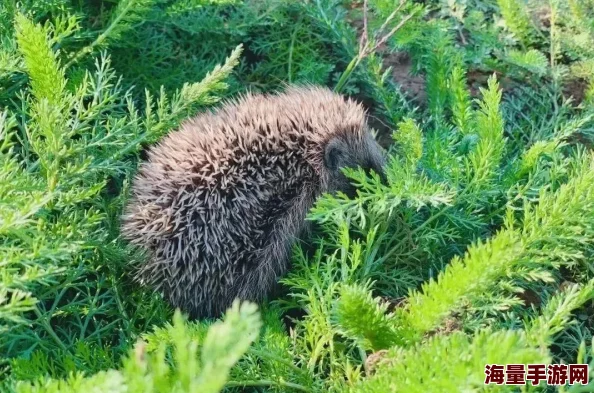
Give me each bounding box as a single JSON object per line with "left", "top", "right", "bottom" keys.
{"left": 248, "top": 348, "right": 308, "bottom": 375}
{"left": 34, "top": 307, "right": 68, "bottom": 352}
{"left": 334, "top": 56, "right": 362, "bottom": 93}
{"left": 333, "top": 0, "right": 416, "bottom": 93}
{"left": 288, "top": 22, "right": 300, "bottom": 83}
{"left": 65, "top": 0, "right": 137, "bottom": 69}
{"left": 359, "top": 346, "right": 370, "bottom": 375}
{"left": 225, "top": 380, "right": 311, "bottom": 392}
{"left": 379, "top": 205, "right": 452, "bottom": 264}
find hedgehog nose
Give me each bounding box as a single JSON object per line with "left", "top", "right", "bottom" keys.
{"left": 376, "top": 165, "right": 388, "bottom": 185}
{"left": 373, "top": 156, "right": 388, "bottom": 185}
{"left": 365, "top": 161, "right": 388, "bottom": 186}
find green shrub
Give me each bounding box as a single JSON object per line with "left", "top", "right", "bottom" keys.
{"left": 14, "top": 302, "right": 262, "bottom": 393}
{"left": 1, "top": 8, "right": 242, "bottom": 379}
{"left": 2, "top": 0, "right": 594, "bottom": 392}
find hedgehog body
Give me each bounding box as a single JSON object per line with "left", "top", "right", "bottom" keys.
{"left": 121, "top": 86, "right": 385, "bottom": 318}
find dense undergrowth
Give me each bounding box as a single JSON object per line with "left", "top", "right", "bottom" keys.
{"left": 1, "top": 0, "right": 594, "bottom": 392}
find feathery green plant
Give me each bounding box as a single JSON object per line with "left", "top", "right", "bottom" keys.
{"left": 14, "top": 302, "right": 261, "bottom": 393}
{"left": 1, "top": 10, "right": 242, "bottom": 381}
{"left": 3, "top": 0, "right": 594, "bottom": 392}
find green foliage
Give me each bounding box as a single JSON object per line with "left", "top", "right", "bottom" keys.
{"left": 393, "top": 118, "right": 423, "bottom": 166}
{"left": 14, "top": 13, "right": 66, "bottom": 105}
{"left": 466, "top": 75, "right": 505, "bottom": 192}
{"left": 14, "top": 302, "right": 261, "bottom": 393}
{"left": 1, "top": 8, "right": 242, "bottom": 381}
{"left": 3, "top": 0, "right": 594, "bottom": 392}
{"left": 448, "top": 65, "right": 473, "bottom": 136}
{"left": 333, "top": 283, "right": 403, "bottom": 351}
{"left": 505, "top": 49, "right": 548, "bottom": 76}
{"left": 496, "top": 0, "right": 536, "bottom": 46}
{"left": 278, "top": 10, "right": 594, "bottom": 386}
{"left": 352, "top": 329, "right": 548, "bottom": 393}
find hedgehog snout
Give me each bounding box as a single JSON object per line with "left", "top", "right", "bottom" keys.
{"left": 375, "top": 153, "right": 388, "bottom": 185}
{"left": 363, "top": 138, "right": 388, "bottom": 186}
{"left": 368, "top": 160, "right": 388, "bottom": 185}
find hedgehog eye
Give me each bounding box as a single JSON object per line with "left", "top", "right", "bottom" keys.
{"left": 324, "top": 138, "right": 349, "bottom": 170}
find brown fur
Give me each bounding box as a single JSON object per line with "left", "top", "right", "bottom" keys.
{"left": 121, "top": 86, "right": 385, "bottom": 318}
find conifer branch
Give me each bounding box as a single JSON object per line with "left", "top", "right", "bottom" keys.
{"left": 65, "top": 0, "right": 153, "bottom": 69}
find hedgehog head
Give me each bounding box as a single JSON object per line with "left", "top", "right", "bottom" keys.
{"left": 322, "top": 129, "right": 386, "bottom": 197}
{"left": 278, "top": 85, "right": 387, "bottom": 197}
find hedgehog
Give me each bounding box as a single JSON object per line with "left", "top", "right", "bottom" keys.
{"left": 121, "top": 85, "right": 386, "bottom": 318}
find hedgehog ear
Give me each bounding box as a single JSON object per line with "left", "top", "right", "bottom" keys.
{"left": 324, "top": 137, "right": 349, "bottom": 170}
